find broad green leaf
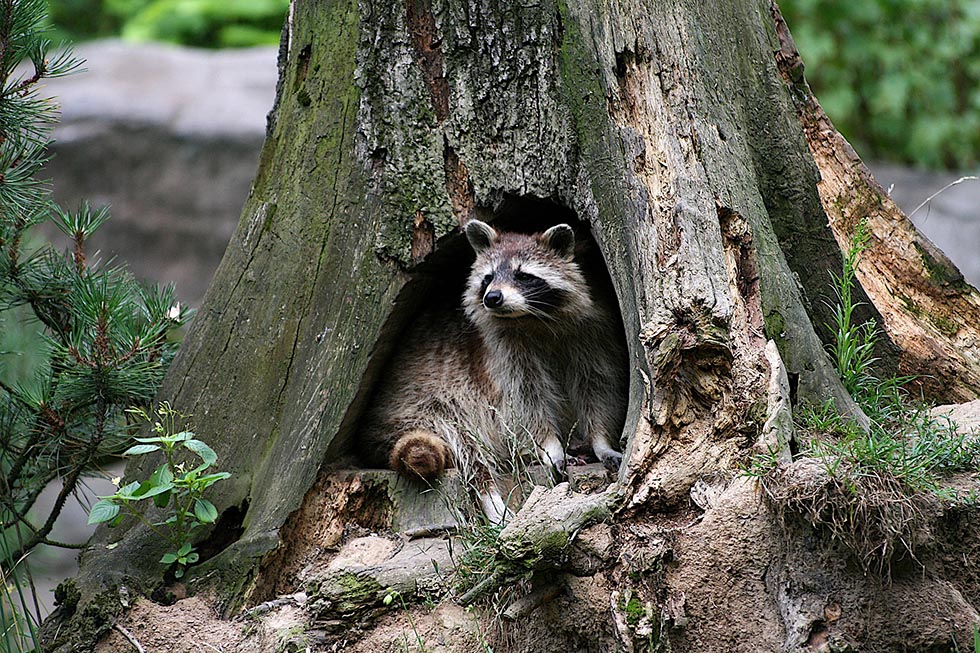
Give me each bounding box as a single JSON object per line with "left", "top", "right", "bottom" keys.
{"left": 152, "top": 489, "right": 173, "bottom": 508}
{"left": 177, "top": 541, "right": 193, "bottom": 556}
{"left": 194, "top": 499, "right": 218, "bottom": 524}
{"left": 88, "top": 500, "right": 120, "bottom": 524}
{"left": 132, "top": 480, "right": 153, "bottom": 498}
{"left": 149, "top": 463, "right": 174, "bottom": 486}
{"left": 172, "top": 431, "right": 194, "bottom": 442}
{"left": 115, "top": 481, "right": 141, "bottom": 499}
{"left": 197, "top": 472, "right": 231, "bottom": 486}
{"left": 140, "top": 482, "right": 173, "bottom": 499}
{"left": 133, "top": 436, "right": 167, "bottom": 443}
{"left": 160, "top": 552, "right": 178, "bottom": 564}
{"left": 185, "top": 553, "right": 199, "bottom": 564}
{"left": 122, "top": 444, "right": 160, "bottom": 456}
{"left": 175, "top": 567, "right": 185, "bottom": 578}
{"left": 183, "top": 439, "right": 217, "bottom": 466}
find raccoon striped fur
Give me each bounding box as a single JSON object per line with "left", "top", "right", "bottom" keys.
{"left": 359, "top": 220, "right": 627, "bottom": 521}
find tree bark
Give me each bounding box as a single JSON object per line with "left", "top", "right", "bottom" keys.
{"left": 44, "top": 1, "right": 980, "bottom": 652}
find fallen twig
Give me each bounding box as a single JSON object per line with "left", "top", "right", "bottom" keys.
{"left": 114, "top": 624, "right": 146, "bottom": 653}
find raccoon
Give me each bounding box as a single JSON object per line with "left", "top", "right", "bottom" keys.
{"left": 359, "top": 219, "right": 627, "bottom": 521}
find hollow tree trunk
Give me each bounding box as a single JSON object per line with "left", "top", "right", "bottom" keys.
{"left": 44, "top": 1, "right": 980, "bottom": 652}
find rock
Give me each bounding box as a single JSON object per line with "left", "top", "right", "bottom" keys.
{"left": 932, "top": 399, "right": 980, "bottom": 434}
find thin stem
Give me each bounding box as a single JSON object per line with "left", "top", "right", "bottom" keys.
{"left": 114, "top": 624, "right": 146, "bottom": 653}
{"left": 907, "top": 176, "right": 979, "bottom": 219}
{"left": 4, "top": 427, "right": 46, "bottom": 490}
{"left": 123, "top": 505, "right": 177, "bottom": 548}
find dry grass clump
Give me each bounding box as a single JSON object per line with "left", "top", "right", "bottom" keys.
{"left": 760, "top": 457, "right": 938, "bottom": 573}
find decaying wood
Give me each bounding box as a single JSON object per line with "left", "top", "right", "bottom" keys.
{"left": 771, "top": 5, "right": 980, "bottom": 402}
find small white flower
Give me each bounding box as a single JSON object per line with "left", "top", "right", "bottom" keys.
{"left": 111, "top": 476, "right": 121, "bottom": 486}
{"left": 167, "top": 303, "right": 181, "bottom": 320}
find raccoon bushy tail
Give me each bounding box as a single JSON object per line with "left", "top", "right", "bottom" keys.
{"left": 389, "top": 429, "right": 451, "bottom": 481}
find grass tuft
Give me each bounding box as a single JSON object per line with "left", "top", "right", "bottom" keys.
{"left": 751, "top": 219, "right": 980, "bottom": 571}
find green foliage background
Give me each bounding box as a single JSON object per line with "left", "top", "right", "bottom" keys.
{"left": 780, "top": 0, "right": 980, "bottom": 169}
{"left": 47, "top": 0, "right": 288, "bottom": 48}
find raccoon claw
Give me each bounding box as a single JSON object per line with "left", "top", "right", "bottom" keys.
{"left": 600, "top": 450, "right": 623, "bottom": 473}
{"left": 552, "top": 456, "right": 568, "bottom": 476}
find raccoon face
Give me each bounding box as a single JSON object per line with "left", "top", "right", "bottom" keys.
{"left": 462, "top": 220, "right": 593, "bottom": 326}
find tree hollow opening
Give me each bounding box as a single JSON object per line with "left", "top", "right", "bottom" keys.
{"left": 329, "top": 194, "right": 631, "bottom": 506}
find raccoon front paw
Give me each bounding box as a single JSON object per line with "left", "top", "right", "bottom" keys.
{"left": 541, "top": 436, "right": 568, "bottom": 477}
{"left": 599, "top": 450, "right": 623, "bottom": 473}
{"left": 552, "top": 455, "right": 568, "bottom": 475}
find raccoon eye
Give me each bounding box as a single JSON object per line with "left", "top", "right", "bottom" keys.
{"left": 482, "top": 272, "right": 494, "bottom": 284}
{"left": 514, "top": 270, "right": 536, "bottom": 282}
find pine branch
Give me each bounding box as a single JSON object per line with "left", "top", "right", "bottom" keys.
{"left": 0, "top": 376, "right": 18, "bottom": 397}
{"left": 0, "top": 455, "right": 58, "bottom": 529}
{"left": 11, "top": 61, "right": 45, "bottom": 97}
{"left": 3, "top": 459, "right": 86, "bottom": 567}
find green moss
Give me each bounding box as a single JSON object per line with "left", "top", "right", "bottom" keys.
{"left": 763, "top": 310, "right": 786, "bottom": 341}
{"left": 53, "top": 579, "right": 81, "bottom": 616}
{"left": 556, "top": 0, "right": 599, "bottom": 143}
{"left": 46, "top": 586, "right": 125, "bottom": 653}
{"left": 535, "top": 528, "right": 572, "bottom": 557}
{"left": 928, "top": 313, "right": 959, "bottom": 337}
{"left": 261, "top": 202, "right": 278, "bottom": 234}
{"left": 914, "top": 242, "right": 965, "bottom": 288}
{"left": 896, "top": 293, "right": 921, "bottom": 317}
{"left": 623, "top": 596, "right": 645, "bottom": 626}
{"left": 275, "top": 625, "right": 309, "bottom": 653}
{"left": 314, "top": 572, "right": 385, "bottom": 614}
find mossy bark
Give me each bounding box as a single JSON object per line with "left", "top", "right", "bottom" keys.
{"left": 46, "top": 1, "right": 980, "bottom": 652}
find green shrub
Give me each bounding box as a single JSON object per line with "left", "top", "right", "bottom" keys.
{"left": 780, "top": 0, "right": 980, "bottom": 169}
{"left": 88, "top": 402, "right": 230, "bottom": 580}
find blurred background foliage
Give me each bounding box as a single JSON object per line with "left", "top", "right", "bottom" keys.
{"left": 779, "top": 0, "right": 980, "bottom": 169}
{"left": 47, "top": 0, "right": 287, "bottom": 48}
{"left": 43, "top": 0, "right": 980, "bottom": 169}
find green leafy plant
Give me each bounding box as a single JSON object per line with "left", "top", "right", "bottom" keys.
{"left": 48, "top": 0, "right": 288, "bottom": 48}
{"left": 798, "top": 399, "right": 979, "bottom": 494}
{"left": 88, "top": 402, "right": 229, "bottom": 578}
{"left": 812, "top": 221, "right": 980, "bottom": 491}
{"left": 755, "top": 223, "right": 980, "bottom": 571}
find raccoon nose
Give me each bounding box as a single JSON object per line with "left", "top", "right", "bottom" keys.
{"left": 483, "top": 290, "right": 504, "bottom": 309}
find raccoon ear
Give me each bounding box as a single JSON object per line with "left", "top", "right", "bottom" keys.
{"left": 540, "top": 224, "right": 575, "bottom": 260}
{"left": 465, "top": 220, "right": 498, "bottom": 254}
